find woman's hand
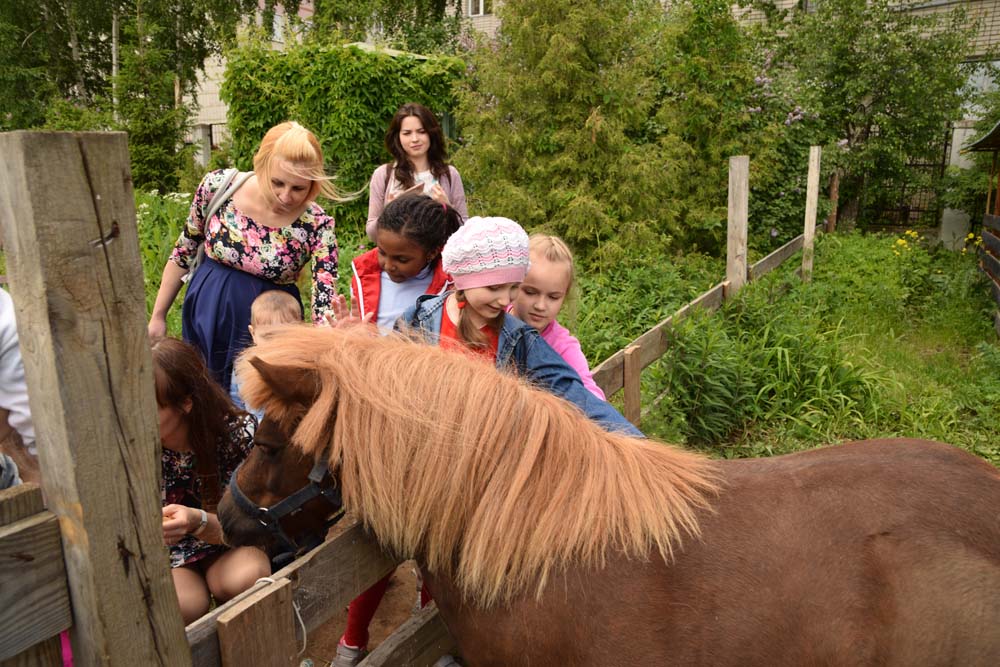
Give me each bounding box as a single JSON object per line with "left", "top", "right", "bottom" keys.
{"left": 429, "top": 183, "right": 451, "bottom": 206}
{"left": 148, "top": 315, "right": 168, "bottom": 340}
{"left": 162, "top": 504, "right": 199, "bottom": 545}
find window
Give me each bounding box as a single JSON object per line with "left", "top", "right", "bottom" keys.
{"left": 468, "top": 0, "right": 492, "bottom": 17}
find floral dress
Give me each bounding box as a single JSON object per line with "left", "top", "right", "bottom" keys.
{"left": 169, "top": 169, "right": 339, "bottom": 322}
{"left": 162, "top": 413, "right": 256, "bottom": 568}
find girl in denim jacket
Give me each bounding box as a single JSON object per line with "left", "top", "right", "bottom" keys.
{"left": 402, "top": 216, "right": 640, "bottom": 437}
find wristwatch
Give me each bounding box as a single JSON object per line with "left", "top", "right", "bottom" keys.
{"left": 192, "top": 508, "right": 208, "bottom": 536}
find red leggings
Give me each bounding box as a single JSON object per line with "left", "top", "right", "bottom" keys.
{"left": 340, "top": 572, "right": 432, "bottom": 649}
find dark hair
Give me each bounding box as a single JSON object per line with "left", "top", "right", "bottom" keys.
{"left": 377, "top": 194, "right": 462, "bottom": 255}
{"left": 385, "top": 103, "right": 449, "bottom": 190}
{"left": 151, "top": 336, "right": 247, "bottom": 511}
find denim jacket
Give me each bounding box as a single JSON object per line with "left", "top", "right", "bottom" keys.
{"left": 401, "top": 293, "right": 642, "bottom": 436}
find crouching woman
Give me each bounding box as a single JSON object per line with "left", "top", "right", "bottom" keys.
{"left": 152, "top": 336, "right": 270, "bottom": 624}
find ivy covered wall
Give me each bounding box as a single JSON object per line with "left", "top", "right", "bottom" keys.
{"left": 221, "top": 40, "right": 464, "bottom": 233}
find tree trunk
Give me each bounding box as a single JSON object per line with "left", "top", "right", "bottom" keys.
{"left": 65, "top": 0, "right": 86, "bottom": 96}
{"left": 112, "top": 7, "right": 119, "bottom": 120}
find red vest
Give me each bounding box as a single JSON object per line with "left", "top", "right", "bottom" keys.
{"left": 350, "top": 248, "right": 453, "bottom": 322}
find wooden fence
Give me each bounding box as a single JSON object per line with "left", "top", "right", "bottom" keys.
{"left": 981, "top": 214, "right": 1000, "bottom": 338}
{"left": 0, "top": 133, "right": 821, "bottom": 666}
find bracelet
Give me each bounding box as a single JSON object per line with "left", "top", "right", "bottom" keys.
{"left": 192, "top": 509, "right": 208, "bottom": 536}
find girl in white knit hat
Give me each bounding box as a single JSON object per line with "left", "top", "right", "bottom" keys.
{"left": 401, "top": 215, "right": 640, "bottom": 436}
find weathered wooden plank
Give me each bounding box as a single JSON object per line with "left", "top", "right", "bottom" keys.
{"left": 217, "top": 579, "right": 296, "bottom": 667}
{"left": 981, "top": 247, "right": 1000, "bottom": 288}
{"left": 0, "top": 483, "right": 43, "bottom": 526}
{"left": 726, "top": 155, "right": 749, "bottom": 295}
{"left": 0, "top": 636, "right": 62, "bottom": 667}
{"left": 801, "top": 146, "right": 821, "bottom": 282}
{"left": 0, "top": 513, "right": 71, "bottom": 661}
{"left": 360, "top": 605, "right": 457, "bottom": 667}
{"left": 983, "top": 229, "right": 1000, "bottom": 260}
{"left": 592, "top": 282, "right": 726, "bottom": 397}
{"left": 188, "top": 521, "right": 397, "bottom": 667}
{"left": 0, "top": 485, "right": 63, "bottom": 667}
{"left": 623, "top": 346, "right": 642, "bottom": 427}
{"left": 984, "top": 214, "right": 1000, "bottom": 234}
{"left": 748, "top": 236, "right": 804, "bottom": 282}
{"left": 985, "top": 267, "right": 1000, "bottom": 308}
{"left": 0, "top": 131, "right": 190, "bottom": 666}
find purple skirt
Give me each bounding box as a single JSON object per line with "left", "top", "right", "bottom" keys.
{"left": 181, "top": 258, "right": 301, "bottom": 392}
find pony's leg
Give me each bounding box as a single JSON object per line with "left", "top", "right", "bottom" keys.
{"left": 172, "top": 565, "right": 211, "bottom": 624}
{"left": 204, "top": 546, "right": 271, "bottom": 603}
{"left": 341, "top": 574, "right": 393, "bottom": 649}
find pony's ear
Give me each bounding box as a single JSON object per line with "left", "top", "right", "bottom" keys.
{"left": 248, "top": 356, "right": 319, "bottom": 407}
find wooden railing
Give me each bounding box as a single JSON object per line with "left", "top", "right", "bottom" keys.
{"left": 594, "top": 147, "right": 823, "bottom": 427}
{"left": 0, "top": 135, "right": 821, "bottom": 667}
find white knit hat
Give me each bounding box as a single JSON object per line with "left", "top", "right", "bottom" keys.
{"left": 442, "top": 216, "right": 530, "bottom": 290}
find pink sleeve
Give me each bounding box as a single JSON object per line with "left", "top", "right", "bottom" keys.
{"left": 446, "top": 166, "right": 468, "bottom": 222}
{"left": 366, "top": 165, "right": 389, "bottom": 242}
{"left": 546, "top": 323, "right": 606, "bottom": 400}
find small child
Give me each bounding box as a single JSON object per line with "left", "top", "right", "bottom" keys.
{"left": 351, "top": 194, "right": 462, "bottom": 332}
{"left": 511, "top": 234, "right": 605, "bottom": 400}
{"left": 230, "top": 290, "right": 303, "bottom": 411}
{"left": 404, "top": 216, "right": 639, "bottom": 436}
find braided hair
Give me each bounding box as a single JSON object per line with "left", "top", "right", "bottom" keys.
{"left": 377, "top": 193, "right": 462, "bottom": 255}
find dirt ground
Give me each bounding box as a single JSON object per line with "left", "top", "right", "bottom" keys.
{"left": 300, "top": 561, "right": 422, "bottom": 666}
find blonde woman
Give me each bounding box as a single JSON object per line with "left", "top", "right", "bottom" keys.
{"left": 148, "top": 121, "right": 346, "bottom": 396}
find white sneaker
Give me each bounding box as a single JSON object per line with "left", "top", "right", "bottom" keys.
{"left": 433, "top": 655, "right": 461, "bottom": 667}
{"left": 331, "top": 642, "right": 367, "bottom": 667}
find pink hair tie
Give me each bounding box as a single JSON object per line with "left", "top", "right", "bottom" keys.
{"left": 442, "top": 202, "right": 448, "bottom": 212}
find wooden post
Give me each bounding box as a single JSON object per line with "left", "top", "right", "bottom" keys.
{"left": 802, "top": 146, "right": 821, "bottom": 282}
{"left": 986, "top": 153, "right": 996, "bottom": 219}
{"left": 0, "top": 132, "right": 191, "bottom": 666}
{"left": 726, "top": 156, "right": 749, "bottom": 295}
{"left": 623, "top": 345, "right": 641, "bottom": 427}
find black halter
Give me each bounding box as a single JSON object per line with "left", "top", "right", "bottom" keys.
{"left": 228, "top": 448, "right": 344, "bottom": 566}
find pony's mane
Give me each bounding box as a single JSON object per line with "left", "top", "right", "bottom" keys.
{"left": 237, "top": 325, "right": 719, "bottom": 607}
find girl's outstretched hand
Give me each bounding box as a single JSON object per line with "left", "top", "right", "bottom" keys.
{"left": 323, "top": 294, "right": 373, "bottom": 329}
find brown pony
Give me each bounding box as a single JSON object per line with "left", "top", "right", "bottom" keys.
{"left": 218, "top": 325, "right": 1000, "bottom": 666}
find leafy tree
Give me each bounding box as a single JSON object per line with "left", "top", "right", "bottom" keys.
{"left": 453, "top": 0, "right": 784, "bottom": 259}
{"left": 757, "top": 0, "right": 977, "bottom": 226}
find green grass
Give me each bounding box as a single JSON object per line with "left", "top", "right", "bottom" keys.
{"left": 630, "top": 231, "right": 1000, "bottom": 465}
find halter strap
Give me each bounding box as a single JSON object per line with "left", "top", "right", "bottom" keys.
{"left": 228, "top": 447, "right": 344, "bottom": 559}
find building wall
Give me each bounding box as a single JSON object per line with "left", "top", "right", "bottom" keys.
{"left": 187, "top": 2, "right": 314, "bottom": 162}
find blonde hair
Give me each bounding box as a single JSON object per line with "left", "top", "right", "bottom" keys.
{"left": 253, "top": 121, "right": 355, "bottom": 205}
{"left": 526, "top": 233, "right": 579, "bottom": 324}
{"left": 250, "top": 290, "right": 302, "bottom": 328}
{"left": 528, "top": 234, "right": 575, "bottom": 290}
{"left": 237, "top": 326, "right": 719, "bottom": 608}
